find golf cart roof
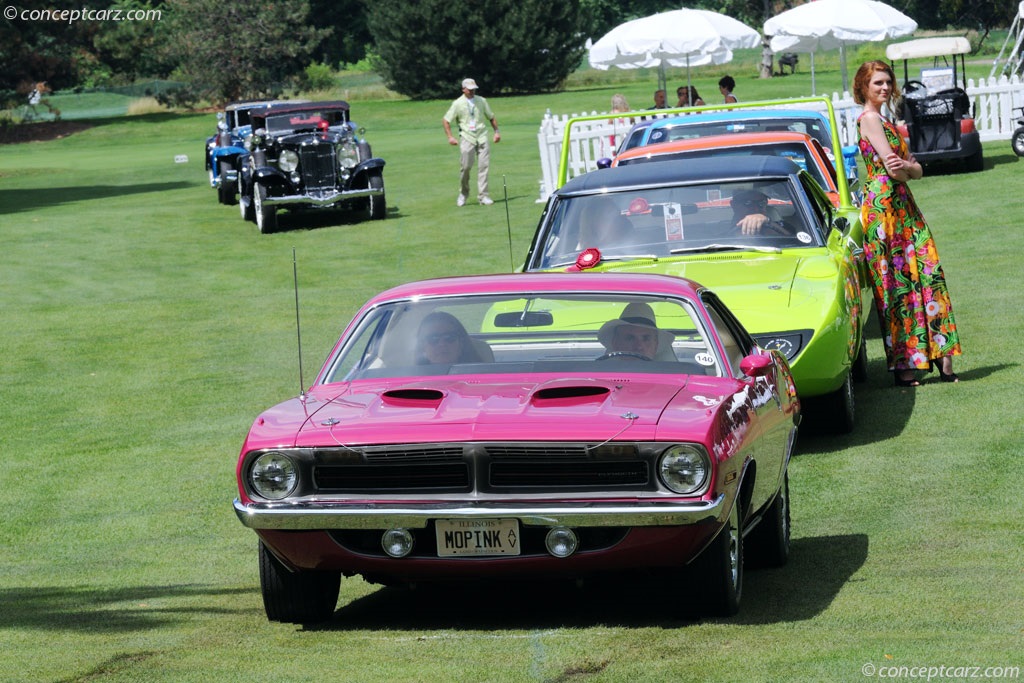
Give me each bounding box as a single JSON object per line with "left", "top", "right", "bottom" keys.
{"left": 886, "top": 36, "right": 971, "bottom": 60}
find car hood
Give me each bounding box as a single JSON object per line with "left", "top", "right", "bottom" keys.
{"left": 589, "top": 251, "right": 836, "bottom": 333}
{"left": 246, "top": 375, "right": 739, "bottom": 448}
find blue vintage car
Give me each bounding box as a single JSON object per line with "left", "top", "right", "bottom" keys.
{"left": 607, "top": 107, "right": 860, "bottom": 196}
{"left": 205, "top": 100, "right": 287, "bottom": 206}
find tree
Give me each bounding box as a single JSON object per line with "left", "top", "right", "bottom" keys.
{"left": 366, "top": 0, "right": 588, "bottom": 100}
{"left": 160, "top": 0, "right": 329, "bottom": 105}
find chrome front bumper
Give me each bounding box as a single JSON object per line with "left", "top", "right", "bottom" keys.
{"left": 233, "top": 494, "right": 725, "bottom": 530}
{"left": 262, "top": 186, "right": 383, "bottom": 207}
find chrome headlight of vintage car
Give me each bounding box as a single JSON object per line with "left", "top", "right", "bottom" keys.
{"left": 658, "top": 445, "right": 711, "bottom": 495}
{"left": 249, "top": 451, "right": 298, "bottom": 500}
{"left": 278, "top": 149, "right": 300, "bottom": 172}
{"left": 337, "top": 140, "right": 359, "bottom": 170}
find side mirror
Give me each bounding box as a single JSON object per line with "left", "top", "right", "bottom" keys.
{"left": 740, "top": 353, "right": 773, "bottom": 378}
{"left": 596, "top": 158, "right": 612, "bottom": 169}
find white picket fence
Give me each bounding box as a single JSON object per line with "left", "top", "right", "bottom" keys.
{"left": 535, "top": 75, "right": 1024, "bottom": 202}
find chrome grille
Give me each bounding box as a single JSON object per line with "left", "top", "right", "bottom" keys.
{"left": 310, "top": 443, "right": 654, "bottom": 493}
{"left": 298, "top": 144, "right": 337, "bottom": 192}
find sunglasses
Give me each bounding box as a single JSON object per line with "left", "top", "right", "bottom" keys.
{"left": 424, "top": 332, "right": 459, "bottom": 345}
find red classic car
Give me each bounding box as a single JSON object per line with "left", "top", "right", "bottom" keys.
{"left": 233, "top": 273, "right": 800, "bottom": 622}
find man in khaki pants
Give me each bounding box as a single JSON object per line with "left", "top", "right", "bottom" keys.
{"left": 443, "top": 78, "right": 501, "bottom": 206}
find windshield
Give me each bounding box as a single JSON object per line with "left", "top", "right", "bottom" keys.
{"left": 531, "top": 178, "right": 825, "bottom": 270}
{"left": 647, "top": 117, "right": 833, "bottom": 150}
{"left": 617, "top": 141, "right": 836, "bottom": 192}
{"left": 264, "top": 109, "right": 347, "bottom": 135}
{"left": 320, "top": 292, "right": 723, "bottom": 383}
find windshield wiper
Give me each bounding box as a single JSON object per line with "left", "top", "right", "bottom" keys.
{"left": 669, "top": 243, "right": 782, "bottom": 255}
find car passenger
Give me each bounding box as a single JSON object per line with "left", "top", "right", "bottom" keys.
{"left": 597, "top": 302, "right": 676, "bottom": 361}
{"left": 415, "top": 312, "right": 487, "bottom": 365}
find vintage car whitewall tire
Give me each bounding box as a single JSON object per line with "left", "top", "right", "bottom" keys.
{"left": 254, "top": 184, "right": 278, "bottom": 234}
{"left": 368, "top": 172, "right": 386, "bottom": 220}
{"left": 258, "top": 542, "right": 340, "bottom": 623}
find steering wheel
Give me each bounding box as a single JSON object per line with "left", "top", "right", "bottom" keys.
{"left": 903, "top": 80, "right": 927, "bottom": 95}
{"left": 596, "top": 351, "right": 651, "bottom": 361}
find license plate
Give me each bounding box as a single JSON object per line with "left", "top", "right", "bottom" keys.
{"left": 435, "top": 518, "right": 521, "bottom": 557}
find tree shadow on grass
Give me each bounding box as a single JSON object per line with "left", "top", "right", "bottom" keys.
{"left": 0, "top": 182, "right": 196, "bottom": 215}
{"left": 307, "top": 534, "right": 867, "bottom": 631}
{"left": 0, "top": 584, "right": 253, "bottom": 632}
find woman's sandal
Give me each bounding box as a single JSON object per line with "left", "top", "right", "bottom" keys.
{"left": 894, "top": 372, "right": 921, "bottom": 387}
{"left": 937, "top": 358, "right": 960, "bottom": 383}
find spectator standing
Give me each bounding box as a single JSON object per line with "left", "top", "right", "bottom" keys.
{"left": 443, "top": 78, "right": 500, "bottom": 206}
{"left": 854, "top": 60, "right": 962, "bottom": 386}
{"left": 649, "top": 89, "right": 667, "bottom": 109}
{"left": 719, "top": 76, "right": 738, "bottom": 103}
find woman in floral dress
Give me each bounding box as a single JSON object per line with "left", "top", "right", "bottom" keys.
{"left": 853, "top": 60, "right": 962, "bottom": 386}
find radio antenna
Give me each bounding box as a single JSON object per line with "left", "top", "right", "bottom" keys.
{"left": 502, "top": 175, "right": 514, "bottom": 271}
{"left": 292, "top": 247, "right": 306, "bottom": 400}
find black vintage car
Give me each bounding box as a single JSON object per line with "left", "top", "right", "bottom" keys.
{"left": 238, "top": 101, "right": 386, "bottom": 232}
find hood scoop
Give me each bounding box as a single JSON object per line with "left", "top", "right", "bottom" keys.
{"left": 530, "top": 385, "right": 611, "bottom": 407}
{"left": 381, "top": 388, "right": 444, "bottom": 407}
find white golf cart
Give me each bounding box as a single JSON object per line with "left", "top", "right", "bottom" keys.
{"left": 885, "top": 36, "right": 984, "bottom": 172}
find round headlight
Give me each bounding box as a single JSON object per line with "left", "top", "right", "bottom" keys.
{"left": 337, "top": 141, "right": 359, "bottom": 169}
{"left": 658, "top": 445, "right": 710, "bottom": 494}
{"left": 249, "top": 451, "right": 298, "bottom": 500}
{"left": 544, "top": 527, "right": 579, "bottom": 558}
{"left": 278, "top": 149, "right": 299, "bottom": 172}
{"left": 381, "top": 528, "right": 414, "bottom": 558}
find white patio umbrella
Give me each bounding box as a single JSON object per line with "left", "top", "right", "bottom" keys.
{"left": 589, "top": 8, "right": 762, "bottom": 97}
{"left": 763, "top": 0, "right": 917, "bottom": 94}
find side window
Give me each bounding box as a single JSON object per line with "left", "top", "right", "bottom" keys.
{"left": 799, "top": 174, "right": 832, "bottom": 240}
{"left": 701, "top": 292, "right": 756, "bottom": 377}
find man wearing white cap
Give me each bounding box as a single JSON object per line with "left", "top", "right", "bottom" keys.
{"left": 443, "top": 77, "right": 501, "bottom": 206}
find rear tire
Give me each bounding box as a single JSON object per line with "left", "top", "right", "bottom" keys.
{"left": 964, "top": 147, "right": 984, "bottom": 172}
{"left": 746, "top": 473, "right": 791, "bottom": 568}
{"left": 852, "top": 334, "right": 868, "bottom": 383}
{"left": 825, "top": 372, "right": 855, "bottom": 434}
{"left": 259, "top": 542, "right": 340, "bottom": 624}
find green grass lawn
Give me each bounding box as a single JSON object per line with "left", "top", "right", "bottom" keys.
{"left": 1, "top": 65, "right": 1022, "bottom": 682}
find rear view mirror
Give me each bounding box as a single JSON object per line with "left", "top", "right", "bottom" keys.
{"left": 493, "top": 311, "right": 554, "bottom": 328}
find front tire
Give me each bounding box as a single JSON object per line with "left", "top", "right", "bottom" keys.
{"left": 1012, "top": 127, "right": 1024, "bottom": 157}
{"left": 695, "top": 498, "right": 744, "bottom": 616}
{"left": 259, "top": 542, "right": 340, "bottom": 624}
{"left": 367, "top": 172, "right": 386, "bottom": 220}
{"left": 217, "top": 160, "right": 236, "bottom": 205}
{"left": 254, "top": 183, "right": 277, "bottom": 234}
{"left": 852, "top": 334, "right": 868, "bottom": 383}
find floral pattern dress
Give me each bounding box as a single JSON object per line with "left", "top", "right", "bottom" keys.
{"left": 857, "top": 113, "right": 962, "bottom": 371}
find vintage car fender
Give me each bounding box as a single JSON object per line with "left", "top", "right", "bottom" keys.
{"left": 251, "top": 166, "right": 292, "bottom": 194}
{"left": 350, "top": 157, "right": 386, "bottom": 181}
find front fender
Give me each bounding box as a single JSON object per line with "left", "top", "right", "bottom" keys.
{"left": 351, "top": 157, "right": 386, "bottom": 180}
{"left": 253, "top": 167, "right": 292, "bottom": 194}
